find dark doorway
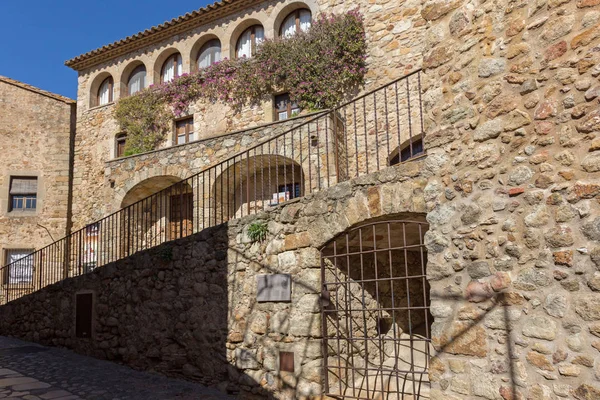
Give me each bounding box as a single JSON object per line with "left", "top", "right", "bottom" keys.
{"left": 170, "top": 192, "right": 193, "bottom": 240}
{"left": 321, "top": 219, "right": 432, "bottom": 399}
{"left": 75, "top": 292, "right": 93, "bottom": 339}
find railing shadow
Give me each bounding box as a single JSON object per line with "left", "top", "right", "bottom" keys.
{"left": 429, "top": 290, "right": 521, "bottom": 400}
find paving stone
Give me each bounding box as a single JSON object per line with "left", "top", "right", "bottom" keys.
{"left": 39, "top": 391, "right": 72, "bottom": 400}
{"left": 0, "top": 336, "right": 234, "bottom": 400}
{"left": 11, "top": 383, "right": 51, "bottom": 392}
{"left": 0, "top": 378, "right": 38, "bottom": 388}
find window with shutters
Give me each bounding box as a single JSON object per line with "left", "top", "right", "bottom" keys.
{"left": 9, "top": 177, "right": 38, "bottom": 212}
{"left": 127, "top": 65, "right": 146, "bottom": 95}
{"left": 274, "top": 93, "right": 301, "bottom": 121}
{"left": 97, "top": 77, "right": 113, "bottom": 106}
{"left": 3, "top": 249, "right": 34, "bottom": 285}
{"left": 161, "top": 53, "right": 183, "bottom": 83}
{"left": 175, "top": 117, "right": 194, "bottom": 145}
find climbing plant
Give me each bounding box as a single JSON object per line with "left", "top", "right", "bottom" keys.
{"left": 114, "top": 10, "right": 367, "bottom": 156}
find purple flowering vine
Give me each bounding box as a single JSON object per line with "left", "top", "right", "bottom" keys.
{"left": 114, "top": 10, "right": 367, "bottom": 155}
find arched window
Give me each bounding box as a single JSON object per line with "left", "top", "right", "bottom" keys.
{"left": 97, "top": 77, "right": 113, "bottom": 106}
{"left": 115, "top": 133, "right": 127, "bottom": 158}
{"left": 280, "top": 9, "right": 312, "bottom": 37}
{"left": 127, "top": 65, "right": 146, "bottom": 95}
{"left": 197, "top": 39, "right": 221, "bottom": 69}
{"left": 161, "top": 53, "right": 182, "bottom": 83}
{"left": 236, "top": 25, "right": 264, "bottom": 58}
{"left": 389, "top": 138, "right": 424, "bottom": 166}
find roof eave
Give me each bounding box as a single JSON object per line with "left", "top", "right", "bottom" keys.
{"left": 65, "top": 0, "right": 256, "bottom": 72}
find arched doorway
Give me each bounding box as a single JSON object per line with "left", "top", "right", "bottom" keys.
{"left": 211, "top": 155, "right": 304, "bottom": 224}
{"left": 119, "top": 176, "right": 194, "bottom": 257}
{"left": 321, "top": 219, "right": 432, "bottom": 399}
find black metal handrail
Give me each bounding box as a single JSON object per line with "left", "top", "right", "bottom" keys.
{"left": 0, "top": 70, "right": 424, "bottom": 305}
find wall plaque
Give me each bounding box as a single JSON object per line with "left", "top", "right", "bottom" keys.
{"left": 257, "top": 274, "right": 292, "bottom": 302}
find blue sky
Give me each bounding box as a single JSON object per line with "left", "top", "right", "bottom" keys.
{"left": 0, "top": 1, "right": 213, "bottom": 99}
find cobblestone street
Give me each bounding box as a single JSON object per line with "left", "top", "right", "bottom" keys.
{"left": 0, "top": 336, "right": 235, "bottom": 400}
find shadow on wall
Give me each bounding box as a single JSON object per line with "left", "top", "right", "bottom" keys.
{"left": 0, "top": 225, "right": 232, "bottom": 390}
{"left": 0, "top": 219, "right": 534, "bottom": 400}
{"left": 0, "top": 223, "right": 315, "bottom": 399}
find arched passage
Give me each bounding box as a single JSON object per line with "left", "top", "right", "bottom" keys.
{"left": 211, "top": 155, "right": 304, "bottom": 224}
{"left": 321, "top": 217, "right": 432, "bottom": 400}
{"left": 119, "top": 176, "right": 194, "bottom": 257}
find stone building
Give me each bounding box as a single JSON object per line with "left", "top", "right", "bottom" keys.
{"left": 1, "top": 0, "right": 600, "bottom": 399}
{"left": 64, "top": 0, "right": 424, "bottom": 230}
{"left": 0, "top": 76, "right": 75, "bottom": 303}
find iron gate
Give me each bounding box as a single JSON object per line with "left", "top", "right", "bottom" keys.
{"left": 320, "top": 220, "right": 431, "bottom": 400}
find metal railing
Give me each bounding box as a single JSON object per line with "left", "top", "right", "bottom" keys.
{"left": 0, "top": 70, "right": 425, "bottom": 305}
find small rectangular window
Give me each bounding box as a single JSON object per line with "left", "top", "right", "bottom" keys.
{"left": 9, "top": 177, "right": 38, "bottom": 212}
{"left": 274, "top": 93, "right": 300, "bottom": 121}
{"left": 4, "top": 249, "right": 34, "bottom": 285}
{"left": 175, "top": 117, "right": 194, "bottom": 145}
{"left": 75, "top": 293, "right": 93, "bottom": 338}
{"left": 390, "top": 138, "right": 424, "bottom": 166}
{"left": 116, "top": 134, "right": 127, "bottom": 158}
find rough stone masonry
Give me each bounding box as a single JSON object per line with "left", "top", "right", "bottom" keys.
{"left": 1, "top": 0, "right": 600, "bottom": 399}
{"left": 419, "top": 0, "right": 600, "bottom": 398}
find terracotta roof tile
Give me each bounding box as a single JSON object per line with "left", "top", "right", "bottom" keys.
{"left": 0, "top": 75, "right": 75, "bottom": 104}
{"left": 65, "top": 0, "right": 257, "bottom": 71}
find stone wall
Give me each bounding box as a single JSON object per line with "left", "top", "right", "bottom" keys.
{"left": 0, "top": 77, "right": 75, "bottom": 296}
{"left": 0, "top": 161, "right": 434, "bottom": 400}
{"left": 419, "top": 0, "right": 600, "bottom": 398}
{"left": 105, "top": 114, "right": 319, "bottom": 212}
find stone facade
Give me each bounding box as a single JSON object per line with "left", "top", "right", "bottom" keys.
{"left": 0, "top": 77, "right": 75, "bottom": 300}
{"left": 68, "top": 0, "right": 425, "bottom": 230}
{"left": 104, "top": 115, "right": 316, "bottom": 213}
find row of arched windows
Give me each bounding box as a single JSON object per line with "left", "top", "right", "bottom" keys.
{"left": 94, "top": 8, "right": 312, "bottom": 107}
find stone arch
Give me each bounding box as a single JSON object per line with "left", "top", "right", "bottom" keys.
{"left": 211, "top": 154, "right": 305, "bottom": 224}
{"left": 189, "top": 34, "right": 222, "bottom": 72}
{"left": 228, "top": 18, "right": 267, "bottom": 59}
{"left": 113, "top": 167, "right": 190, "bottom": 210}
{"left": 89, "top": 71, "right": 114, "bottom": 108}
{"left": 271, "top": 0, "right": 318, "bottom": 38}
{"left": 294, "top": 179, "right": 428, "bottom": 250}
{"left": 118, "top": 59, "right": 148, "bottom": 98}
{"left": 120, "top": 175, "right": 184, "bottom": 208}
{"left": 320, "top": 216, "right": 432, "bottom": 398}
{"left": 118, "top": 175, "right": 194, "bottom": 255}
{"left": 153, "top": 47, "right": 186, "bottom": 84}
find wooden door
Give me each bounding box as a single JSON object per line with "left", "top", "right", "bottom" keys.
{"left": 170, "top": 192, "right": 193, "bottom": 239}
